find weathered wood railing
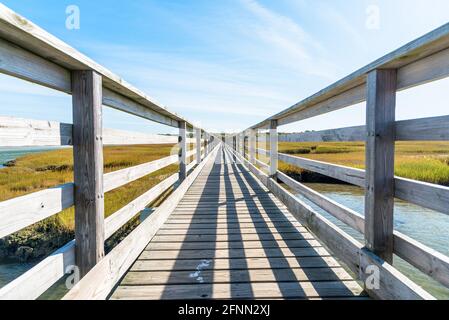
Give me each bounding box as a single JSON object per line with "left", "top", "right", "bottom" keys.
{"left": 0, "top": 4, "right": 219, "bottom": 300}
{"left": 228, "top": 22, "right": 449, "bottom": 300}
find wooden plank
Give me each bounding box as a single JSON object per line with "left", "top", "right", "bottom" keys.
{"left": 104, "top": 173, "right": 179, "bottom": 239}
{"left": 102, "top": 89, "right": 179, "bottom": 128}
{"left": 278, "top": 153, "right": 365, "bottom": 187}
{"left": 279, "top": 125, "right": 365, "bottom": 143}
{"left": 138, "top": 247, "right": 331, "bottom": 260}
{"left": 0, "top": 116, "right": 178, "bottom": 147}
{"left": 178, "top": 121, "right": 187, "bottom": 182}
{"left": 72, "top": 70, "right": 105, "bottom": 277}
{"left": 157, "top": 226, "right": 307, "bottom": 235}
{"left": 0, "top": 4, "right": 199, "bottom": 129}
{"left": 63, "top": 145, "right": 219, "bottom": 300}
{"left": 277, "top": 171, "right": 365, "bottom": 232}
{"left": 0, "top": 183, "right": 74, "bottom": 239}
{"left": 146, "top": 239, "right": 320, "bottom": 250}
{"left": 102, "top": 128, "right": 177, "bottom": 145}
{"left": 249, "top": 129, "right": 256, "bottom": 164}
{"left": 228, "top": 145, "right": 435, "bottom": 300}
{"left": 364, "top": 69, "right": 397, "bottom": 263}
{"left": 248, "top": 23, "right": 449, "bottom": 129}
{"left": 276, "top": 85, "right": 366, "bottom": 127}
{"left": 394, "top": 177, "right": 449, "bottom": 214}
{"left": 0, "top": 116, "right": 72, "bottom": 146}
{"left": 120, "top": 268, "right": 354, "bottom": 286}
{"left": 195, "top": 128, "right": 202, "bottom": 164}
{"left": 152, "top": 232, "right": 313, "bottom": 243}
{"left": 269, "top": 120, "right": 278, "bottom": 177}
{"left": 0, "top": 240, "right": 74, "bottom": 300}
{"left": 131, "top": 256, "right": 342, "bottom": 272}
{"left": 277, "top": 115, "right": 449, "bottom": 142}
{"left": 111, "top": 281, "right": 364, "bottom": 300}
{"left": 103, "top": 155, "right": 178, "bottom": 193}
{"left": 0, "top": 37, "right": 71, "bottom": 92}
{"left": 279, "top": 170, "right": 449, "bottom": 289}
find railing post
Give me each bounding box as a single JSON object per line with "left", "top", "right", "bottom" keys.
{"left": 195, "top": 128, "right": 202, "bottom": 164}
{"left": 365, "top": 69, "right": 397, "bottom": 263}
{"left": 72, "top": 70, "right": 105, "bottom": 277}
{"left": 249, "top": 129, "right": 256, "bottom": 164}
{"left": 178, "top": 121, "right": 187, "bottom": 182}
{"left": 269, "top": 120, "right": 278, "bottom": 177}
{"left": 239, "top": 133, "right": 244, "bottom": 156}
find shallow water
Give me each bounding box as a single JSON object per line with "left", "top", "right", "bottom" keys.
{"left": 298, "top": 183, "right": 449, "bottom": 300}
{"left": 0, "top": 147, "right": 61, "bottom": 168}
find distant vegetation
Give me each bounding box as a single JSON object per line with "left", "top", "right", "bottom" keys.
{"left": 0, "top": 144, "right": 178, "bottom": 261}
{"left": 273, "top": 141, "right": 449, "bottom": 186}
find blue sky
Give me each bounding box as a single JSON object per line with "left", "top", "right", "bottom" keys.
{"left": 1, "top": 0, "right": 449, "bottom": 134}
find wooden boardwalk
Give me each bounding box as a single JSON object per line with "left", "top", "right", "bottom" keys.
{"left": 111, "top": 147, "right": 366, "bottom": 300}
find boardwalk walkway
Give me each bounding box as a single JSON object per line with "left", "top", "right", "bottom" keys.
{"left": 111, "top": 146, "right": 366, "bottom": 300}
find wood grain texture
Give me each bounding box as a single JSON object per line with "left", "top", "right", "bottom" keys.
{"left": 103, "top": 155, "right": 178, "bottom": 193}
{"left": 111, "top": 146, "right": 365, "bottom": 300}
{"left": 226, "top": 145, "right": 434, "bottom": 300}
{"left": 63, "top": 145, "right": 220, "bottom": 300}
{"left": 72, "top": 70, "right": 105, "bottom": 277}
{"left": 178, "top": 121, "right": 187, "bottom": 182}
{"left": 0, "top": 4, "right": 199, "bottom": 129}
{"left": 364, "top": 69, "right": 397, "bottom": 263}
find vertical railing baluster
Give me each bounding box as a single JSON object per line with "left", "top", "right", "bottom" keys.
{"left": 364, "top": 69, "right": 397, "bottom": 263}
{"left": 269, "top": 120, "right": 278, "bottom": 177}
{"left": 195, "top": 128, "right": 201, "bottom": 164}
{"left": 178, "top": 121, "right": 187, "bottom": 182}
{"left": 249, "top": 129, "right": 256, "bottom": 165}
{"left": 72, "top": 70, "right": 105, "bottom": 277}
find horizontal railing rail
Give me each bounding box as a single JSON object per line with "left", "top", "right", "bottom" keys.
{"left": 0, "top": 4, "right": 221, "bottom": 300}
{"left": 225, "top": 143, "right": 436, "bottom": 300}
{"left": 229, "top": 21, "right": 449, "bottom": 300}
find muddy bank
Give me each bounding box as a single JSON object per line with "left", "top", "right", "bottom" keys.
{"left": 281, "top": 169, "right": 348, "bottom": 185}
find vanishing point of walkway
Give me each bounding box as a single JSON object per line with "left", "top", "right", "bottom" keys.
{"left": 111, "top": 147, "right": 366, "bottom": 300}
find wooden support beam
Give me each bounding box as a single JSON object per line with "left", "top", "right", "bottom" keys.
{"left": 269, "top": 120, "right": 278, "bottom": 177}
{"left": 72, "top": 70, "right": 105, "bottom": 277}
{"left": 195, "top": 128, "right": 202, "bottom": 164}
{"left": 249, "top": 129, "right": 256, "bottom": 165}
{"left": 178, "top": 121, "right": 187, "bottom": 182}
{"left": 364, "top": 69, "right": 397, "bottom": 263}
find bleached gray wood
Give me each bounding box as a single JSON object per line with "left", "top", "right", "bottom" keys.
{"left": 102, "top": 128, "right": 177, "bottom": 145}
{"left": 277, "top": 170, "right": 449, "bottom": 288}
{"left": 277, "top": 171, "right": 365, "bottom": 232}
{"left": 0, "top": 184, "right": 73, "bottom": 239}
{"left": 103, "top": 155, "right": 178, "bottom": 193}
{"left": 278, "top": 153, "right": 365, "bottom": 187}
{"left": 63, "top": 145, "right": 219, "bottom": 300}
{"left": 364, "top": 69, "right": 397, "bottom": 263}
{"left": 195, "top": 128, "right": 201, "bottom": 164}
{"left": 247, "top": 22, "right": 449, "bottom": 129}
{"left": 178, "top": 121, "right": 187, "bottom": 182}
{"left": 0, "top": 116, "right": 178, "bottom": 147}
{"left": 0, "top": 240, "right": 75, "bottom": 300}
{"left": 269, "top": 120, "right": 278, "bottom": 177}
{"left": 279, "top": 126, "right": 365, "bottom": 143}
{"left": 0, "top": 4, "right": 201, "bottom": 130}
{"left": 0, "top": 116, "right": 72, "bottom": 146}
{"left": 105, "top": 173, "right": 179, "bottom": 239}
{"left": 277, "top": 115, "right": 449, "bottom": 142}
{"left": 72, "top": 70, "right": 105, "bottom": 277}
{"left": 278, "top": 152, "right": 449, "bottom": 215}
{"left": 226, "top": 145, "right": 434, "bottom": 300}
{"left": 395, "top": 115, "right": 449, "bottom": 141}
{"left": 249, "top": 129, "right": 256, "bottom": 164}
{"left": 0, "top": 38, "right": 71, "bottom": 92}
